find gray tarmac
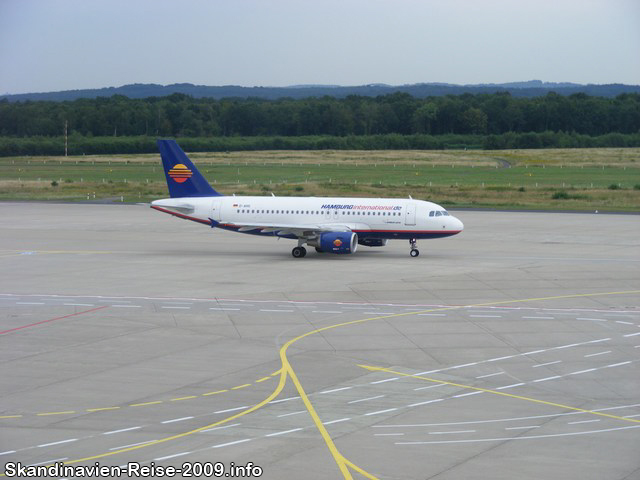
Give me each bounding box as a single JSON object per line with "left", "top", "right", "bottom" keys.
{"left": 0, "top": 202, "right": 639, "bottom": 480}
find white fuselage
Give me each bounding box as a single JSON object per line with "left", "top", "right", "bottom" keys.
{"left": 151, "top": 195, "right": 464, "bottom": 241}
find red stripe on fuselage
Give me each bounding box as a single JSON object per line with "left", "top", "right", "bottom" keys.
{"left": 150, "top": 206, "right": 211, "bottom": 225}
{"left": 354, "top": 229, "right": 462, "bottom": 234}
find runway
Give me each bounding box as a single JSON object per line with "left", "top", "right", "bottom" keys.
{"left": 0, "top": 202, "right": 639, "bottom": 479}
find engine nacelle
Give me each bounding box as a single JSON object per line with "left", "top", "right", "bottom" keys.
{"left": 358, "top": 238, "right": 388, "bottom": 247}
{"left": 319, "top": 232, "right": 358, "bottom": 254}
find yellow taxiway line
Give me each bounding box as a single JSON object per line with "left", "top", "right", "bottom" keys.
{"left": 3, "top": 289, "right": 637, "bottom": 479}
{"left": 358, "top": 365, "right": 640, "bottom": 425}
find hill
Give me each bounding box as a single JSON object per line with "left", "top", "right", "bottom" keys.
{"left": 3, "top": 81, "right": 640, "bottom": 102}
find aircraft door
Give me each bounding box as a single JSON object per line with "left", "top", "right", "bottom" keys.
{"left": 211, "top": 199, "right": 222, "bottom": 222}
{"left": 405, "top": 203, "right": 416, "bottom": 226}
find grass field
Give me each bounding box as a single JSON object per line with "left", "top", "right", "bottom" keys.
{"left": 1, "top": 148, "right": 639, "bottom": 211}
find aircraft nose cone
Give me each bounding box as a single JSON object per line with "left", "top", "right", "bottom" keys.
{"left": 453, "top": 217, "right": 464, "bottom": 232}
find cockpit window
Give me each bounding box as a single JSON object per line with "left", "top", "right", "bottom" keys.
{"left": 429, "top": 210, "right": 450, "bottom": 217}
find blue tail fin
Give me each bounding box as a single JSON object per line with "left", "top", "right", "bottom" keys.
{"left": 157, "top": 139, "right": 222, "bottom": 198}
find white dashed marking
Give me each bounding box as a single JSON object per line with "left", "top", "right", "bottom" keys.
{"left": 429, "top": 430, "right": 476, "bottom": 435}
{"left": 270, "top": 396, "right": 300, "bottom": 404}
{"left": 323, "top": 418, "right": 351, "bottom": 425}
{"left": 349, "top": 395, "right": 386, "bottom": 404}
{"left": 584, "top": 351, "right": 611, "bottom": 358}
{"left": 277, "top": 411, "right": 306, "bottom": 418}
{"left": 365, "top": 408, "right": 398, "bottom": 416}
{"left": 161, "top": 416, "right": 194, "bottom": 424}
{"left": 103, "top": 426, "right": 141, "bottom": 435}
{"left": 533, "top": 376, "right": 562, "bottom": 383}
{"left": 211, "top": 439, "right": 251, "bottom": 449}
{"left": 532, "top": 360, "right": 562, "bottom": 368}
{"left": 155, "top": 452, "right": 191, "bottom": 461}
{"left": 214, "top": 406, "right": 249, "bottom": 414}
{"left": 607, "top": 361, "right": 632, "bottom": 368}
{"left": 38, "top": 438, "right": 77, "bottom": 448}
{"left": 370, "top": 377, "right": 398, "bottom": 384}
{"left": 496, "top": 383, "right": 525, "bottom": 390}
{"left": 453, "top": 391, "right": 483, "bottom": 398}
{"left": 319, "top": 386, "right": 353, "bottom": 394}
{"left": 476, "top": 372, "right": 504, "bottom": 379}
{"left": 408, "top": 399, "right": 444, "bottom": 408}
{"left": 265, "top": 428, "right": 304, "bottom": 437}
{"left": 200, "top": 423, "right": 241, "bottom": 433}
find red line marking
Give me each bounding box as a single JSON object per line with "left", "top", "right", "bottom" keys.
{"left": 0, "top": 305, "right": 109, "bottom": 335}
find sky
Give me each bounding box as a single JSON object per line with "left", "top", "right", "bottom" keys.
{"left": 0, "top": 0, "right": 639, "bottom": 95}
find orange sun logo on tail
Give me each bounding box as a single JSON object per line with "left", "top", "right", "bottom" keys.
{"left": 168, "top": 164, "right": 193, "bottom": 183}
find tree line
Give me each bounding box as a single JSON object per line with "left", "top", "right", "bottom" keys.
{"left": 2, "top": 132, "right": 639, "bottom": 157}
{"left": 1, "top": 91, "right": 639, "bottom": 139}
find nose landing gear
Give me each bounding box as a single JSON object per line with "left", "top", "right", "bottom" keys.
{"left": 409, "top": 238, "right": 419, "bottom": 257}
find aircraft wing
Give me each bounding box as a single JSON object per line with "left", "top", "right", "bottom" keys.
{"left": 215, "top": 220, "right": 356, "bottom": 238}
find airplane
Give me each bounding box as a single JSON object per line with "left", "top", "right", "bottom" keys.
{"left": 151, "top": 140, "right": 464, "bottom": 257}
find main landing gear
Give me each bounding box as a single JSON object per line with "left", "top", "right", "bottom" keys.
{"left": 292, "top": 246, "right": 307, "bottom": 258}
{"left": 409, "top": 238, "right": 419, "bottom": 257}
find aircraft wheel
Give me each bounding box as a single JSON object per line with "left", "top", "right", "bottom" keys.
{"left": 315, "top": 247, "right": 324, "bottom": 253}
{"left": 292, "top": 246, "right": 307, "bottom": 258}
{"left": 410, "top": 248, "right": 420, "bottom": 257}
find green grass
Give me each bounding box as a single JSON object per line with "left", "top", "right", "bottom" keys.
{"left": 1, "top": 149, "right": 639, "bottom": 211}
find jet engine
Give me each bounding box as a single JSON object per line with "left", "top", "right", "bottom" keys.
{"left": 319, "top": 232, "right": 358, "bottom": 254}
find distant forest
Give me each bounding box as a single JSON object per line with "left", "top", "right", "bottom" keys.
{"left": 1, "top": 91, "right": 639, "bottom": 155}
